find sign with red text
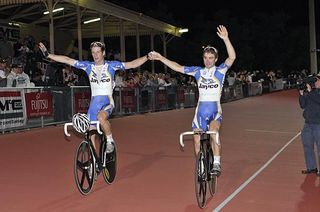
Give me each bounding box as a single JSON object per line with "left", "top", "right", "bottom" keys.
{"left": 74, "top": 92, "right": 90, "bottom": 113}
{"left": 25, "top": 92, "right": 53, "bottom": 118}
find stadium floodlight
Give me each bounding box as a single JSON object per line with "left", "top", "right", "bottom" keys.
{"left": 83, "top": 18, "right": 101, "bottom": 24}
{"left": 8, "top": 22, "right": 20, "bottom": 27}
{"left": 179, "top": 28, "right": 189, "bottom": 33}
{"left": 43, "top": 7, "right": 64, "bottom": 15}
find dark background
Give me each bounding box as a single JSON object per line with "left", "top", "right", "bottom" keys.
{"left": 106, "top": 0, "right": 319, "bottom": 75}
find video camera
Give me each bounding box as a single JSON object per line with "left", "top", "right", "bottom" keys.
{"left": 297, "top": 75, "right": 318, "bottom": 91}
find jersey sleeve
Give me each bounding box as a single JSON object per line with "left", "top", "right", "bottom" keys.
{"left": 108, "top": 61, "right": 125, "bottom": 71}
{"left": 73, "top": 60, "right": 92, "bottom": 75}
{"left": 184, "top": 66, "right": 201, "bottom": 80}
{"left": 216, "top": 63, "right": 230, "bottom": 75}
{"left": 107, "top": 61, "right": 125, "bottom": 78}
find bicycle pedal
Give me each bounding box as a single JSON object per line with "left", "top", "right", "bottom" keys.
{"left": 210, "top": 171, "right": 221, "bottom": 177}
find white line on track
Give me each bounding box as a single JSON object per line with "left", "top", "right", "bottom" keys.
{"left": 245, "top": 129, "right": 298, "bottom": 134}
{"left": 213, "top": 132, "right": 301, "bottom": 212}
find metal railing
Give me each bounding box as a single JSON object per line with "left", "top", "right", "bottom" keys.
{"left": 0, "top": 81, "right": 279, "bottom": 134}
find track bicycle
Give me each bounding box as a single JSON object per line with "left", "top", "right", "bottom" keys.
{"left": 64, "top": 114, "right": 117, "bottom": 195}
{"left": 179, "top": 130, "right": 219, "bottom": 208}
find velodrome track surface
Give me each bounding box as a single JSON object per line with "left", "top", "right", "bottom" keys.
{"left": 1, "top": 89, "right": 319, "bottom": 212}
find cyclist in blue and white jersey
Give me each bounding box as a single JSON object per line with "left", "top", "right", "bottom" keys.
{"left": 148, "top": 25, "right": 236, "bottom": 175}
{"left": 39, "top": 41, "right": 149, "bottom": 153}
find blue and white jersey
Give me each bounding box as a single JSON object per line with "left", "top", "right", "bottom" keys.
{"left": 73, "top": 60, "right": 125, "bottom": 96}
{"left": 73, "top": 60, "right": 125, "bottom": 121}
{"left": 184, "top": 63, "right": 229, "bottom": 102}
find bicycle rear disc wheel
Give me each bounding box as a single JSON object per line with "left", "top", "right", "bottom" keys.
{"left": 195, "top": 152, "right": 207, "bottom": 209}
{"left": 74, "top": 140, "right": 95, "bottom": 195}
{"left": 102, "top": 141, "right": 117, "bottom": 184}
{"left": 209, "top": 175, "right": 218, "bottom": 196}
{"left": 207, "top": 149, "right": 217, "bottom": 196}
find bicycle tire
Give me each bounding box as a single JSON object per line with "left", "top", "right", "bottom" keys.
{"left": 209, "top": 175, "right": 218, "bottom": 196}
{"left": 74, "top": 140, "right": 95, "bottom": 195}
{"left": 207, "top": 148, "right": 217, "bottom": 196}
{"left": 194, "top": 151, "right": 207, "bottom": 209}
{"left": 102, "top": 141, "right": 117, "bottom": 184}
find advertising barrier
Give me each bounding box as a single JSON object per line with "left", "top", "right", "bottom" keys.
{"left": 25, "top": 92, "right": 53, "bottom": 118}
{"left": 122, "top": 88, "right": 136, "bottom": 110}
{"left": 0, "top": 90, "right": 26, "bottom": 130}
{"left": 74, "top": 92, "right": 91, "bottom": 113}
{"left": 0, "top": 81, "right": 283, "bottom": 133}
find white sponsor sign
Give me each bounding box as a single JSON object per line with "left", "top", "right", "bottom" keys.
{"left": 0, "top": 91, "right": 26, "bottom": 130}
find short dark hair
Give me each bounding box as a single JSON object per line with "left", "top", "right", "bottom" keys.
{"left": 11, "top": 63, "right": 23, "bottom": 68}
{"left": 90, "top": 41, "right": 105, "bottom": 52}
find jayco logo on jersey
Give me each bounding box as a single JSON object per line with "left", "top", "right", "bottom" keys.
{"left": 100, "top": 73, "right": 111, "bottom": 83}
{"left": 90, "top": 71, "right": 98, "bottom": 83}
{"left": 198, "top": 77, "right": 219, "bottom": 89}
{"left": 90, "top": 71, "right": 111, "bottom": 83}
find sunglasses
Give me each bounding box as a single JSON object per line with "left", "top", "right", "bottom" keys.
{"left": 203, "top": 45, "right": 218, "bottom": 53}
{"left": 90, "top": 41, "right": 105, "bottom": 49}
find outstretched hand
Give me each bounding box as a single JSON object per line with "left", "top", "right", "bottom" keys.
{"left": 216, "top": 25, "right": 229, "bottom": 40}
{"left": 38, "top": 42, "right": 49, "bottom": 58}
{"left": 147, "top": 51, "right": 162, "bottom": 60}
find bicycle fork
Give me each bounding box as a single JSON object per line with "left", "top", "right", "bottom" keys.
{"left": 198, "top": 152, "right": 207, "bottom": 181}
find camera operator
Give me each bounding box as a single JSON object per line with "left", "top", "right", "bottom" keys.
{"left": 299, "top": 74, "right": 320, "bottom": 175}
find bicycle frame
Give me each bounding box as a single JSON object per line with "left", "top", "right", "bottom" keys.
{"left": 64, "top": 118, "right": 118, "bottom": 194}
{"left": 64, "top": 121, "right": 106, "bottom": 169}
{"left": 179, "top": 130, "right": 219, "bottom": 208}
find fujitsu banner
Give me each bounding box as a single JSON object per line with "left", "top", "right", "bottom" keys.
{"left": 25, "top": 92, "right": 53, "bottom": 118}
{"left": 0, "top": 90, "right": 26, "bottom": 130}
{"left": 74, "top": 92, "right": 90, "bottom": 113}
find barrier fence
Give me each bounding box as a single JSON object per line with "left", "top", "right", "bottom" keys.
{"left": 0, "top": 81, "right": 284, "bottom": 133}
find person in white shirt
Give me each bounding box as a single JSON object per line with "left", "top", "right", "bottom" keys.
{"left": 7, "top": 63, "right": 30, "bottom": 87}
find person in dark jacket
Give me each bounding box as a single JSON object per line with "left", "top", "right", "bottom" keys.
{"left": 299, "top": 74, "right": 320, "bottom": 175}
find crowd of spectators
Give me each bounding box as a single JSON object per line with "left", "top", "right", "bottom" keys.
{"left": 0, "top": 34, "right": 311, "bottom": 92}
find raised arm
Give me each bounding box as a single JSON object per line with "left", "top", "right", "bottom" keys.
{"left": 148, "top": 51, "right": 184, "bottom": 73}
{"left": 216, "top": 25, "right": 236, "bottom": 67}
{"left": 124, "top": 55, "right": 149, "bottom": 69}
{"left": 39, "top": 42, "right": 76, "bottom": 66}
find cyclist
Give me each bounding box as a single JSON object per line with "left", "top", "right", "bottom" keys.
{"left": 148, "top": 25, "right": 236, "bottom": 175}
{"left": 39, "top": 41, "right": 149, "bottom": 153}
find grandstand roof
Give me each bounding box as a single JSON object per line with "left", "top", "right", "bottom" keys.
{"left": 0, "top": 0, "right": 184, "bottom": 38}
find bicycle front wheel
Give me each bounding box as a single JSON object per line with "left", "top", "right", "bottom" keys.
{"left": 195, "top": 152, "right": 207, "bottom": 209}
{"left": 74, "top": 140, "right": 95, "bottom": 195}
